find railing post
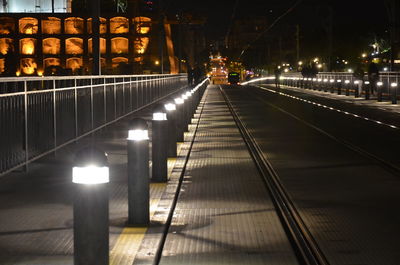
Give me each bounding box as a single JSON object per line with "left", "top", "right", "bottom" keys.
{"left": 74, "top": 79, "right": 78, "bottom": 138}
{"left": 90, "top": 78, "right": 94, "bottom": 130}
{"left": 114, "top": 77, "right": 117, "bottom": 119}
{"left": 53, "top": 79, "right": 57, "bottom": 149}
{"left": 24, "top": 80, "right": 29, "bottom": 172}
{"left": 103, "top": 77, "right": 107, "bottom": 123}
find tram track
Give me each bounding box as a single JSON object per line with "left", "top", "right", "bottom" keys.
{"left": 250, "top": 85, "right": 400, "bottom": 178}
{"left": 153, "top": 87, "right": 208, "bottom": 265}
{"left": 219, "top": 86, "right": 330, "bottom": 265}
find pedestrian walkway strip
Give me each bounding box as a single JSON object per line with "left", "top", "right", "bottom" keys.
{"left": 258, "top": 85, "right": 399, "bottom": 130}
{"left": 109, "top": 146, "right": 181, "bottom": 265}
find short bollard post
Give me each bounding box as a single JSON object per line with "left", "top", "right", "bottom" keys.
{"left": 345, "top": 80, "right": 350, "bottom": 96}
{"left": 391, "top": 83, "right": 398, "bottom": 104}
{"left": 329, "top": 79, "right": 335, "bottom": 93}
{"left": 181, "top": 93, "right": 190, "bottom": 126}
{"left": 337, "top": 80, "right": 342, "bottom": 95}
{"left": 354, "top": 80, "right": 360, "bottom": 97}
{"left": 174, "top": 97, "right": 185, "bottom": 142}
{"left": 152, "top": 104, "right": 168, "bottom": 182}
{"left": 185, "top": 91, "right": 194, "bottom": 123}
{"left": 323, "top": 79, "right": 328, "bottom": 92}
{"left": 364, "top": 81, "right": 370, "bottom": 100}
{"left": 377, "top": 81, "right": 383, "bottom": 102}
{"left": 127, "top": 118, "right": 150, "bottom": 225}
{"left": 72, "top": 147, "right": 109, "bottom": 265}
{"left": 164, "top": 102, "right": 177, "bottom": 157}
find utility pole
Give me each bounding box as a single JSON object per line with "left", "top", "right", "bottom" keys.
{"left": 91, "top": 0, "right": 100, "bottom": 75}
{"left": 159, "top": 0, "right": 165, "bottom": 74}
{"left": 279, "top": 36, "right": 282, "bottom": 63}
{"left": 385, "top": 0, "right": 400, "bottom": 71}
{"left": 295, "top": 24, "right": 300, "bottom": 62}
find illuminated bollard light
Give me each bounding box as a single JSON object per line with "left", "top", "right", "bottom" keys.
{"left": 72, "top": 147, "right": 109, "bottom": 265}
{"left": 337, "top": 80, "right": 342, "bottom": 95}
{"left": 364, "top": 81, "right": 370, "bottom": 100}
{"left": 391, "top": 83, "right": 398, "bottom": 104}
{"left": 152, "top": 104, "right": 168, "bottom": 182}
{"left": 329, "top": 79, "right": 335, "bottom": 93}
{"left": 377, "top": 81, "right": 383, "bottom": 102}
{"left": 181, "top": 92, "right": 191, "bottom": 126}
{"left": 323, "top": 79, "right": 328, "bottom": 92}
{"left": 354, "top": 80, "right": 360, "bottom": 98}
{"left": 317, "top": 79, "right": 322, "bottom": 91}
{"left": 127, "top": 118, "right": 150, "bottom": 225}
{"left": 345, "top": 80, "right": 350, "bottom": 96}
{"left": 185, "top": 90, "right": 194, "bottom": 122}
{"left": 312, "top": 78, "right": 317, "bottom": 90}
{"left": 164, "top": 101, "right": 178, "bottom": 157}
{"left": 174, "top": 97, "right": 185, "bottom": 142}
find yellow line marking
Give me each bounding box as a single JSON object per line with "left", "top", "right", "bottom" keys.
{"left": 110, "top": 158, "right": 176, "bottom": 265}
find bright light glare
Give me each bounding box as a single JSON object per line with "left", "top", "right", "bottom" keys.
{"left": 128, "top": 129, "right": 149, "bottom": 141}
{"left": 391, "top": 83, "right": 398, "bottom": 87}
{"left": 174, "top": 97, "right": 184, "bottom": 104}
{"left": 377, "top": 82, "right": 383, "bottom": 86}
{"left": 72, "top": 166, "right": 109, "bottom": 184}
{"left": 165, "top": 103, "right": 176, "bottom": 111}
{"left": 153, "top": 112, "right": 167, "bottom": 121}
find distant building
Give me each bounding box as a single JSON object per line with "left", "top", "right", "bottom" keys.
{"left": 0, "top": 0, "right": 72, "bottom": 13}
{"left": 0, "top": 0, "right": 170, "bottom": 76}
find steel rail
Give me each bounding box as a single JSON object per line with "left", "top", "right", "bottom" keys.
{"left": 219, "top": 86, "right": 330, "bottom": 265}
{"left": 251, "top": 84, "right": 400, "bottom": 178}
{"left": 153, "top": 80, "right": 209, "bottom": 265}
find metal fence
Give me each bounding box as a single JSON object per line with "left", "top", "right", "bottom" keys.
{"left": 244, "top": 71, "right": 400, "bottom": 102}
{"left": 0, "top": 74, "right": 187, "bottom": 176}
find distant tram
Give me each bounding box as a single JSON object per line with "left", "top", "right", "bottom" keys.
{"left": 228, "top": 72, "right": 240, "bottom": 84}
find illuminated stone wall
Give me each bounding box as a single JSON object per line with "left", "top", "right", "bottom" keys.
{"left": 0, "top": 14, "right": 153, "bottom": 75}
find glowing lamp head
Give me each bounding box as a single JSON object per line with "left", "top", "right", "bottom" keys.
{"left": 391, "top": 83, "right": 398, "bottom": 87}
{"left": 182, "top": 94, "right": 188, "bottom": 100}
{"left": 330, "top": 79, "right": 335, "bottom": 83}
{"left": 354, "top": 80, "right": 359, "bottom": 84}
{"left": 324, "top": 79, "right": 328, "bottom": 82}
{"left": 377, "top": 81, "right": 383, "bottom": 86}
{"left": 164, "top": 102, "right": 176, "bottom": 111}
{"left": 185, "top": 91, "right": 192, "bottom": 97}
{"left": 337, "top": 80, "right": 342, "bottom": 83}
{"left": 72, "top": 147, "right": 109, "bottom": 184}
{"left": 364, "top": 81, "right": 370, "bottom": 85}
{"left": 152, "top": 104, "right": 167, "bottom": 121}
{"left": 345, "top": 80, "right": 350, "bottom": 84}
{"left": 174, "top": 97, "right": 184, "bottom": 105}
{"left": 127, "top": 118, "right": 149, "bottom": 141}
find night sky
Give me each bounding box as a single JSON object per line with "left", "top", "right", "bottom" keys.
{"left": 166, "top": 0, "right": 388, "bottom": 36}
{"left": 165, "top": 0, "right": 389, "bottom": 53}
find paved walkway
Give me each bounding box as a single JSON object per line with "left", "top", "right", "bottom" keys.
{"left": 157, "top": 86, "right": 298, "bottom": 265}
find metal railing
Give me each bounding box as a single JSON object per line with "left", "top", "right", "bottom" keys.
{"left": 0, "top": 74, "right": 188, "bottom": 176}
{"left": 244, "top": 72, "right": 400, "bottom": 103}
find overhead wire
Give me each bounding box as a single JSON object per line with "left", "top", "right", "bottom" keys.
{"left": 239, "top": 0, "right": 303, "bottom": 59}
